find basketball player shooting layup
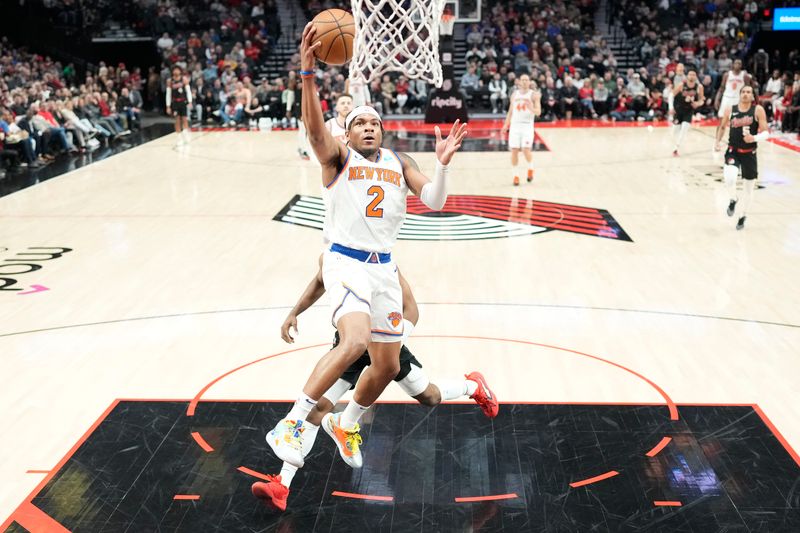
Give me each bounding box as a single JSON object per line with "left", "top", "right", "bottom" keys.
{"left": 501, "top": 74, "right": 541, "bottom": 186}
{"left": 265, "top": 22, "right": 468, "bottom": 472}
{"left": 715, "top": 85, "right": 768, "bottom": 231}
{"left": 252, "top": 256, "right": 498, "bottom": 511}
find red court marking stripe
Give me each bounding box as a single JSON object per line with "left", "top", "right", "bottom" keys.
{"left": 752, "top": 404, "right": 800, "bottom": 468}
{"left": 11, "top": 502, "right": 70, "bottom": 533}
{"left": 191, "top": 431, "right": 214, "bottom": 452}
{"left": 407, "top": 195, "right": 606, "bottom": 217}
{"left": 654, "top": 501, "right": 682, "bottom": 507}
{"left": 767, "top": 137, "right": 800, "bottom": 153}
{"left": 1, "top": 399, "right": 120, "bottom": 532}
{"left": 237, "top": 466, "right": 273, "bottom": 481}
{"left": 331, "top": 491, "right": 394, "bottom": 502}
{"left": 455, "top": 493, "right": 519, "bottom": 503}
{"left": 25, "top": 470, "right": 51, "bottom": 474}
{"left": 432, "top": 201, "right": 610, "bottom": 227}
{"left": 187, "top": 343, "right": 328, "bottom": 416}
{"left": 173, "top": 495, "right": 200, "bottom": 500}
{"left": 569, "top": 470, "right": 620, "bottom": 488}
{"left": 646, "top": 436, "right": 672, "bottom": 457}
{"left": 418, "top": 197, "right": 607, "bottom": 220}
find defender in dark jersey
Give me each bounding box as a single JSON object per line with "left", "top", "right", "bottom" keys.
{"left": 672, "top": 69, "right": 704, "bottom": 156}
{"left": 715, "top": 85, "right": 769, "bottom": 230}
{"left": 252, "top": 256, "right": 499, "bottom": 511}
{"left": 165, "top": 67, "right": 191, "bottom": 136}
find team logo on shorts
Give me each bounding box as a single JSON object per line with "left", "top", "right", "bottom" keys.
{"left": 275, "top": 195, "right": 632, "bottom": 242}
{"left": 388, "top": 312, "right": 402, "bottom": 328}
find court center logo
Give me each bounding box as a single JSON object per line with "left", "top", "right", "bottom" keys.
{"left": 274, "top": 194, "right": 631, "bottom": 242}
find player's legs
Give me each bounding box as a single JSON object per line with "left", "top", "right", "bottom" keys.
{"left": 672, "top": 118, "right": 690, "bottom": 154}
{"left": 736, "top": 154, "right": 758, "bottom": 230}
{"left": 522, "top": 146, "right": 534, "bottom": 182}
{"left": 267, "top": 253, "right": 373, "bottom": 468}
{"left": 255, "top": 379, "right": 351, "bottom": 511}
{"left": 510, "top": 147, "right": 520, "bottom": 185}
{"left": 321, "top": 260, "right": 403, "bottom": 467}
{"left": 350, "top": 341, "right": 401, "bottom": 410}
{"left": 301, "top": 313, "right": 371, "bottom": 400}
{"left": 723, "top": 150, "right": 740, "bottom": 217}
{"left": 396, "top": 354, "right": 498, "bottom": 417}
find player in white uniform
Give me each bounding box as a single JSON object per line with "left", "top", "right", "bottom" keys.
{"left": 345, "top": 75, "right": 370, "bottom": 107}
{"left": 715, "top": 59, "right": 751, "bottom": 137}
{"left": 265, "top": 22, "right": 468, "bottom": 472}
{"left": 501, "top": 74, "right": 541, "bottom": 186}
{"left": 325, "top": 93, "right": 352, "bottom": 144}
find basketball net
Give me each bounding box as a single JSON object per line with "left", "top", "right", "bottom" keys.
{"left": 349, "top": 0, "right": 448, "bottom": 88}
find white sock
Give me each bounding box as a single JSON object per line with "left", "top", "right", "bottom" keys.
{"left": 527, "top": 161, "right": 533, "bottom": 175}
{"left": 400, "top": 319, "right": 415, "bottom": 344}
{"left": 279, "top": 463, "right": 297, "bottom": 488}
{"left": 301, "top": 422, "right": 319, "bottom": 457}
{"left": 286, "top": 393, "right": 316, "bottom": 421}
{"left": 340, "top": 400, "right": 369, "bottom": 428}
{"left": 740, "top": 179, "right": 756, "bottom": 216}
{"left": 512, "top": 161, "right": 519, "bottom": 178}
{"left": 436, "top": 379, "right": 478, "bottom": 401}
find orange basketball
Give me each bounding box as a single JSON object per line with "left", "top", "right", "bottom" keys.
{"left": 311, "top": 9, "right": 355, "bottom": 66}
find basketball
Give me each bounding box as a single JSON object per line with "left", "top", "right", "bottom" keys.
{"left": 311, "top": 9, "right": 355, "bottom": 66}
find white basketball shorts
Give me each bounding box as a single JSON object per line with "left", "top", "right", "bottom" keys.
{"left": 322, "top": 249, "right": 404, "bottom": 342}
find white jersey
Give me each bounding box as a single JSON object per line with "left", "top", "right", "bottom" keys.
{"left": 348, "top": 78, "right": 370, "bottom": 107}
{"left": 324, "top": 147, "right": 408, "bottom": 253}
{"left": 510, "top": 89, "right": 535, "bottom": 126}
{"left": 325, "top": 116, "right": 347, "bottom": 144}
{"left": 722, "top": 70, "right": 747, "bottom": 100}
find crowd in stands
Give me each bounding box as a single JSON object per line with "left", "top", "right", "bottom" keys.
{"left": 5, "top": 0, "right": 800, "bottom": 156}
{"left": 451, "top": 0, "right": 799, "bottom": 129}
{"left": 41, "top": 0, "right": 282, "bottom": 45}
{"left": 1, "top": 38, "right": 142, "bottom": 172}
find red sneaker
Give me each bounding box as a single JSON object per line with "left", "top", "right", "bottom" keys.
{"left": 513, "top": 176, "right": 520, "bottom": 186}
{"left": 466, "top": 371, "right": 499, "bottom": 418}
{"left": 252, "top": 475, "right": 289, "bottom": 511}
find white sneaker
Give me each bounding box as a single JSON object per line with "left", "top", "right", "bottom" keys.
{"left": 321, "top": 413, "right": 363, "bottom": 468}
{"left": 267, "top": 419, "right": 305, "bottom": 468}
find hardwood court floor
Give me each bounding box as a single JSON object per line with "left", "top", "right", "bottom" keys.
{"left": 0, "top": 123, "right": 798, "bottom": 529}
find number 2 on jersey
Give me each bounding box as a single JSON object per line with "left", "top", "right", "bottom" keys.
{"left": 366, "top": 186, "right": 384, "bottom": 218}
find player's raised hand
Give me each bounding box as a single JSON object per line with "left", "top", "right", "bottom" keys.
{"left": 434, "top": 119, "right": 468, "bottom": 165}
{"left": 300, "top": 22, "right": 322, "bottom": 72}
{"left": 281, "top": 314, "right": 298, "bottom": 344}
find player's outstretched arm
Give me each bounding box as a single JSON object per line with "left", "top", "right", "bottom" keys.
{"left": 280, "top": 259, "right": 327, "bottom": 343}
{"left": 299, "top": 22, "right": 346, "bottom": 172}
{"left": 401, "top": 120, "right": 468, "bottom": 210}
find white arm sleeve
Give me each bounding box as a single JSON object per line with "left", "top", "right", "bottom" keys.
{"left": 185, "top": 85, "right": 193, "bottom": 105}
{"left": 419, "top": 161, "right": 449, "bottom": 211}
{"left": 754, "top": 131, "right": 769, "bottom": 142}
{"left": 165, "top": 86, "right": 172, "bottom": 107}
